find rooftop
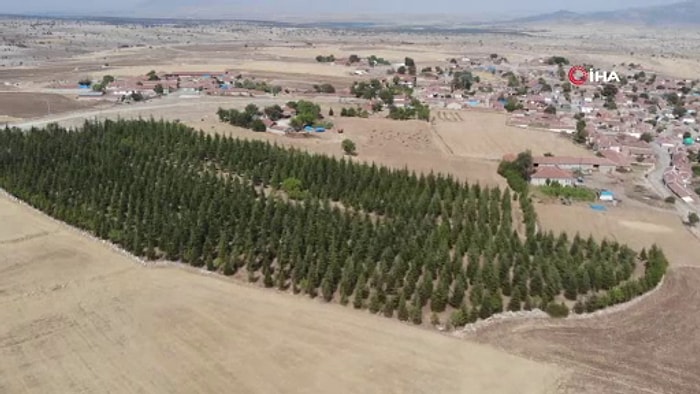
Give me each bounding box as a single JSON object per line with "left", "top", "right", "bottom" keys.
{"left": 534, "top": 156, "right": 617, "bottom": 167}
{"left": 531, "top": 166, "right": 575, "bottom": 180}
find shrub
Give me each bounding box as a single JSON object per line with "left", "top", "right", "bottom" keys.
{"left": 342, "top": 139, "right": 356, "bottom": 156}
{"left": 250, "top": 119, "right": 267, "bottom": 132}
{"left": 450, "top": 308, "right": 469, "bottom": 327}
{"left": 281, "top": 177, "right": 308, "bottom": 200}
{"left": 313, "top": 83, "right": 335, "bottom": 93}
{"left": 640, "top": 132, "right": 653, "bottom": 143}
{"left": 664, "top": 196, "right": 676, "bottom": 204}
{"left": 545, "top": 302, "right": 570, "bottom": 318}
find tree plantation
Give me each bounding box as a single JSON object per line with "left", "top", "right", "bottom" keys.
{"left": 0, "top": 120, "right": 668, "bottom": 327}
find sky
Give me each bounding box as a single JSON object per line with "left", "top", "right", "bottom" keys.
{"left": 0, "top": 0, "right": 686, "bottom": 20}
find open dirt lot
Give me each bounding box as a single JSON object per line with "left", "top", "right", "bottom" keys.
{"left": 0, "top": 92, "right": 98, "bottom": 119}
{"left": 432, "top": 110, "right": 594, "bottom": 160}
{"left": 0, "top": 193, "right": 563, "bottom": 394}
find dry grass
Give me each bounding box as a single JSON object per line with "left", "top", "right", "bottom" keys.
{"left": 0, "top": 193, "right": 563, "bottom": 394}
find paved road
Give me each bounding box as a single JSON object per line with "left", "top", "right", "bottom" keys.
{"left": 647, "top": 140, "right": 698, "bottom": 222}
{"left": 647, "top": 142, "right": 672, "bottom": 199}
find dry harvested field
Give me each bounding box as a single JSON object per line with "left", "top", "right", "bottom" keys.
{"left": 255, "top": 45, "right": 456, "bottom": 63}
{"left": 0, "top": 193, "right": 563, "bottom": 394}
{"left": 185, "top": 110, "right": 506, "bottom": 187}
{"left": 471, "top": 267, "right": 700, "bottom": 394}
{"left": 535, "top": 203, "right": 700, "bottom": 268}
{"left": 190, "top": 113, "right": 506, "bottom": 186}
{"left": 432, "top": 110, "right": 594, "bottom": 160}
{"left": 0, "top": 92, "right": 98, "bottom": 119}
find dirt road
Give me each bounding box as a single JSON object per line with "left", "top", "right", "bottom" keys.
{"left": 7, "top": 94, "right": 355, "bottom": 130}
{"left": 0, "top": 192, "right": 562, "bottom": 394}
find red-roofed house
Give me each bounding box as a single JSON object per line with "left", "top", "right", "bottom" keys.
{"left": 530, "top": 166, "right": 575, "bottom": 186}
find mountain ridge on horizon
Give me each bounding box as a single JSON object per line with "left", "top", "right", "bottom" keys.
{"left": 496, "top": 0, "right": 700, "bottom": 26}
{"left": 3, "top": 0, "right": 700, "bottom": 28}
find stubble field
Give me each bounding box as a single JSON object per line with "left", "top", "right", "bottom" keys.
{"left": 471, "top": 267, "right": 700, "bottom": 394}
{"left": 0, "top": 92, "right": 99, "bottom": 119}
{"left": 432, "top": 110, "right": 594, "bottom": 160}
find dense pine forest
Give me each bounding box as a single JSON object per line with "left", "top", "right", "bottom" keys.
{"left": 0, "top": 120, "right": 668, "bottom": 327}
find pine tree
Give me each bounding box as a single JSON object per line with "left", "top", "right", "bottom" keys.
{"left": 470, "top": 281, "right": 484, "bottom": 307}
{"left": 383, "top": 296, "right": 395, "bottom": 318}
{"left": 369, "top": 290, "right": 382, "bottom": 313}
{"left": 430, "top": 278, "right": 449, "bottom": 312}
{"left": 263, "top": 265, "right": 274, "bottom": 288}
{"left": 397, "top": 294, "right": 409, "bottom": 321}
{"left": 449, "top": 274, "right": 466, "bottom": 308}
{"left": 275, "top": 267, "right": 288, "bottom": 290}
{"left": 578, "top": 267, "right": 591, "bottom": 295}
{"left": 450, "top": 303, "right": 469, "bottom": 328}
{"left": 479, "top": 290, "right": 494, "bottom": 320}
{"left": 410, "top": 303, "right": 423, "bottom": 325}
{"left": 223, "top": 258, "right": 235, "bottom": 276}
{"left": 352, "top": 286, "right": 364, "bottom": 309}
{"left": 321, "top": 276, "right": 334, "bottom": 301}
{"left": 507, "top": 286, "right": 522, "bottom": 311}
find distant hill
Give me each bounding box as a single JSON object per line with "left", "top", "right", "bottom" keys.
{"left": 500, "top": 0, "right": 700, "bottom": 26}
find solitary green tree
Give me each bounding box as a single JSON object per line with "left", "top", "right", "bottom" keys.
{"left": 342, "top": 139, "right": 356, "bottom": 156}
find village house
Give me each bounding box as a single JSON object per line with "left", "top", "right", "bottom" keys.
{"left": 533, "top": 156, "right": 618, "bottom": 173}
{"left": 529, "top": 166, "right": 576, "bottom": 186}
{"left": 396, "top": 74, "right": 416, "bottom": 89}
{"left": 599, "top": 149, "right": 632, "bottom": 169}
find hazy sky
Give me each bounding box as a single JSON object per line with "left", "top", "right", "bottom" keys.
{"left": 0, "top": 0, "right": 684, "bottom": 19}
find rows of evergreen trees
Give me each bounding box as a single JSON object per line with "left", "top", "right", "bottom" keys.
{"left": 0, "top": 120, "right": 668, "bottom": 327}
